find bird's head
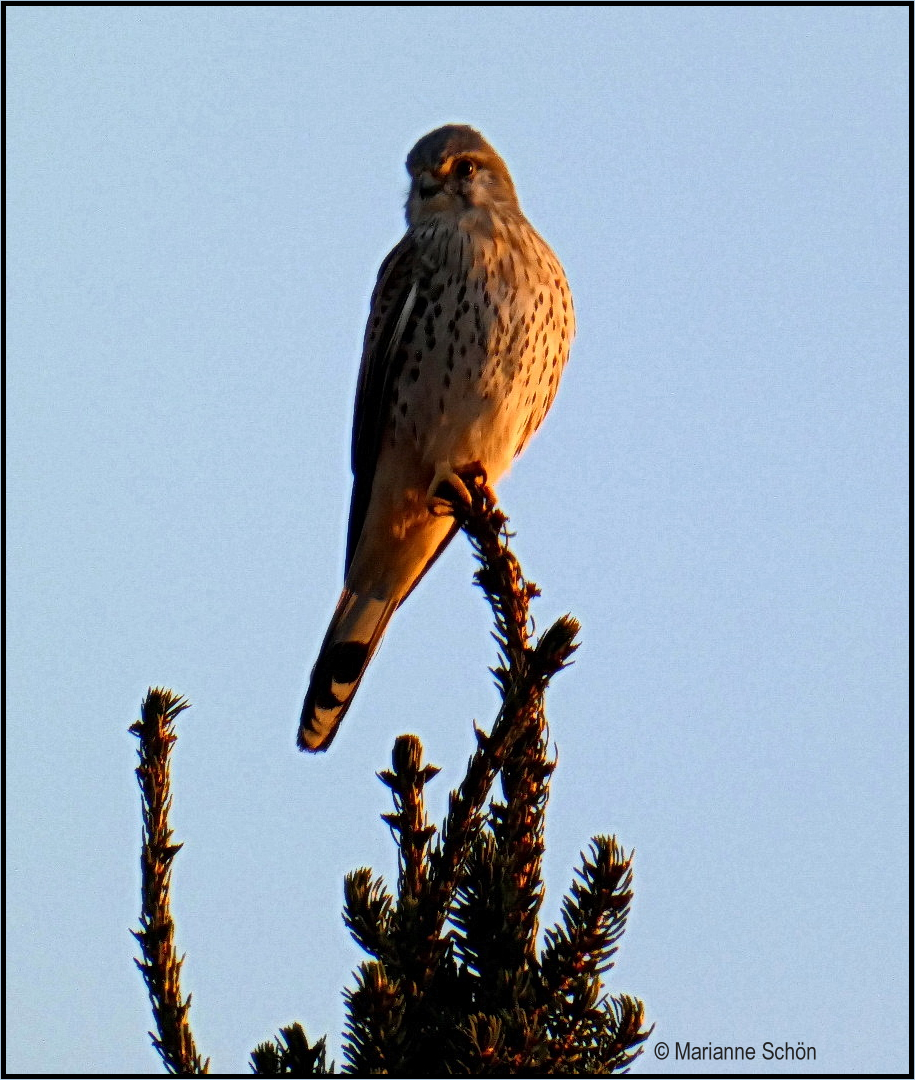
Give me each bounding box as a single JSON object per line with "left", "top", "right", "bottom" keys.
{"left": 404, "top": 124, "right": 520, "bottom": 227}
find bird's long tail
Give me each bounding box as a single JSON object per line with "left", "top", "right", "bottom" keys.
{"left": 298, "top": 588, "right": 397, "bottom": 752}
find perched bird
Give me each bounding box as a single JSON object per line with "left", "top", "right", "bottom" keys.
{"left": 299, "top": 124, "right": 574, "bottom": 752}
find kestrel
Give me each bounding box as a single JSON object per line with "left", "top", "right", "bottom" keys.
{"left": 299, "top": 124, "right": 574, "bottom": 752}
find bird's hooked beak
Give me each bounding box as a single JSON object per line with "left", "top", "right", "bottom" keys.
{"left": 416, "top": 170, "right": 444, "bottom": 200}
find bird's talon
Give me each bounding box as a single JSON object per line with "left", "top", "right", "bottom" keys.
{"left": 459, "top": 460, "right": 488, "bottom": 486}
{"left": 425, "top": 462, "right": 498, "bottom": 516}
{"left": 428, "top": 494, "right": 457, "bottom": 517}
{"left": 456, "top": 462, "right": 496, "bottom": 508}
{"left": 426, "top": 465, "right": 474, "bottom": 515}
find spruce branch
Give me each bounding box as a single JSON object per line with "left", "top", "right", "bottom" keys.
{"left": 133, "top": 486, "right": 648, "bottom": 1075}
{"left": 540, "top": 838, "right": 648, "bottom": 1071}
{"left": 378, "top": 734, "right": 440, "bottom": 904}
{"left": 250, "top": 1023, "right": 332, "bottom": 1076}
{"left": 423, "top": 485, "right": 580, "bottom": 950}
{"left": 130, "top": 688, "right": 209, "bottom": 1076}
{"left": 337, "top": 485, "right": 649, "bottom": 1075}
{"left": 443, "top": 486, "right": 577, "bottom": 1009}
{"left": 343, "top": 867, "right": 395, "bottom": 961}
{"left": 541, "top": 837, "right": 635, "bottom": 996}
{"left": 342, "top": 961, "right": 408, "bottom": 1075}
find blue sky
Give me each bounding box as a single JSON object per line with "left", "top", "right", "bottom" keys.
{"left": 6, "top": 6, "right": 908, "bottom": 1074}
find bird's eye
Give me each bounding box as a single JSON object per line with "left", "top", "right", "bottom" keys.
{"left": 453, "top": 158, "right": 476, "bottom": 180}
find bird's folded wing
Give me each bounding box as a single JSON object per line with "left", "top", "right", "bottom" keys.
{"left": 346, "top": 234, "right": 419, "bottom": 573}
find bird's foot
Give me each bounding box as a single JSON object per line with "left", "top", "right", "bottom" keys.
{"left": 460, "top": 462, "right": 497, "bottom": 508}
{"left": 427, "top": 463, "right": 473, "bottom": 516}
{"left": 426, "top": 461, "right": 494, "bottom": 516}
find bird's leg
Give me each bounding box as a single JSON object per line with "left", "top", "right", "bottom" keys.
{"left": 426, "top": 460, "right": 494, "bottom": 516}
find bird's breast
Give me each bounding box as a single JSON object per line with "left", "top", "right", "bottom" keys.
{"left": 388, "top": 219, "right": 573, "bottom": 484}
